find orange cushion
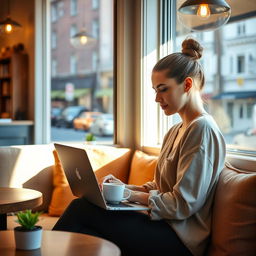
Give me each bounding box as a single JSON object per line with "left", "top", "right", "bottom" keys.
{"left": 128, "top": 150, "right": 157, "bottom": 185}
{"left": 94, "top": 150, "right": 132, "bottom": 183}
{"left": 48, "top": 150, "right": 76, "bottom": 216}
{"left": 208, "top": 164, "right": 256, "bottom": 256}
{"left": 48, "top": 147, "right": 132, "bottom": 216}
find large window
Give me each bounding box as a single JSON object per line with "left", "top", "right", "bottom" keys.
{"left": 237, "top": 55, "right": 245, "bottom": 74}
{"left": 70, "top": 0, "right": 78, "bottom": 16}
{"left": 142, "top": 0, "right": 256, "bottom": 153}
{"left": 50, "top": 0, "right": 114, "bottom": 144}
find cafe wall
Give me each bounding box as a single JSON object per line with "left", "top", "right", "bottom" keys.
{"left": 0, "top": 0, "right": 35, "bottom": 120}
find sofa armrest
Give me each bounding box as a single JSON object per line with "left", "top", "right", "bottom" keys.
{"left": 0, "top": 144, "right": 55, "bottom": 212}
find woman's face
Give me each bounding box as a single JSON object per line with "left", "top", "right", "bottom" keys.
{"left": 151, "top": 70, "right": 187, "bottom": 116}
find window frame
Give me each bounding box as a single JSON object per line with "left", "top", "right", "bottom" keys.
{"left": 70, "top": 24, "right": 77, "bottom": 38}
{"left": 70, "top": 55, "right": 78, "bottom": 74}
{"left": 237, "top": 55, "right": 245, "bottom": 74}
{"left": 70, "top": 0, "right": 78, "bottom": 16}
{"left": 140, "top": 0, "right": 256, "bottom": 157}
{"left": 141, "top": 0, "right": 178, "bottom": 151}
{"left": 34, "top": 0, "right": 51, "bottom": 144}
{"left": 92, "top": 0, "right": 99, "bottom": 10}
{"left": 51, "top": 31, "right": 57, "bottom": 49}
{"left": 35, "top": 0, "right": 256, "bottom": 158}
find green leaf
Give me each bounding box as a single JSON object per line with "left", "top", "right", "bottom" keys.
{"left": 15, "top": 210, "right": 42, "bottom": 230}
{"left": 86, "top": 133, "right": 96, "bottom": 141}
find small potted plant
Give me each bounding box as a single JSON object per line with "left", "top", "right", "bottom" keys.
{"left": 14, "top": 209, "right": 42, "bottom": 250}
{"left": 85, "top": 133, "right": 96, "bottom": 144}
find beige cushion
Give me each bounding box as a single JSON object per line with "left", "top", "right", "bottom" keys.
{"left": 208, "top": 163, "right": 256, "bottom": 256}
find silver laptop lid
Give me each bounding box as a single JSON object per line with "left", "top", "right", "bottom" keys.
{"left": 54, "top": 143, "right": 107, "bottom": 209}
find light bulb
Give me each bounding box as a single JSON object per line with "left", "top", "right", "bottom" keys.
{"left": 178, "top": 0, "right": 231, "bottom": 31}
{"left": 5, "top": 24, "right": 13, "bottom": 33}
{"left": 80, "top": 36, "right": 88, "bottom": 45}
{"left": 197, "top": 4, "right": 211, "bottom": 20}
{"left": 70, "top": 29, "right": 94, "bottom": 48}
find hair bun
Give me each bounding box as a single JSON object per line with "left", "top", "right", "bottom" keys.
{"left": 182, "top": 38, "right": 203, "bottom": 60}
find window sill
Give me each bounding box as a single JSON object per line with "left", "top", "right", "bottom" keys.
{"left": 142, "top": 144, "right": 256, "bottom": 159}
{"left": 141, "top": 145, "right": 161, "bottom": 156}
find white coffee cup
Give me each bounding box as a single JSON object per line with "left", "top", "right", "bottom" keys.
{"left": 103, "top": 183, "right": 131, "bottom": 204}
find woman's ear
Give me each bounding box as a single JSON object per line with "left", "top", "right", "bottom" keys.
{"left": 184, "top": 77, "right": 193, "bottom": 92}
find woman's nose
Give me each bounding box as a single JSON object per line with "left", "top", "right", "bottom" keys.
{"left": 155, "top": 93, "right": 161, "bottom": 103}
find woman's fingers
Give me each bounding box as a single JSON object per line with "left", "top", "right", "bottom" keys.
{"left": 99, "top": 175, "right": 118, "bottom": 187}
{"left": 99, "top": 174, "right": 112, "bottom": 184}
{"left": 108, "top": 178, "right": 122, "bottom": 184}
{"left": 102, "top": 175, "right": 115, "bottom": 183}
{"left": 98, "top": 175, "right": 124, "bottom": 192}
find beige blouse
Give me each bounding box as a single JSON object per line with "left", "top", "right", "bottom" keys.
{"left": 144, "top": 114, "right": 226, "bottom": 256}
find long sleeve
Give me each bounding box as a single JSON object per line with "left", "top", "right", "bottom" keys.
{"left": 149, "top": 147, "right": 215, "bottom": 220}
{"left": 142, "top": 181, "right": 157, "bottom": 191}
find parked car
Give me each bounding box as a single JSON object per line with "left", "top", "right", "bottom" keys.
{"left": 90, "top": 114, "right": 114, "bottom": 136}
{"left": 51, "top": 107, "right": 63, "bottom": 126}
{"left": 55, "top": 106, "right": 87, "bottom": 128}
{"left": 73, "top": 111, "right": 101, "bottom": 131}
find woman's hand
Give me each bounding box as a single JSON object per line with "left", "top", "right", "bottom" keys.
{"left": 98, "top": 175, "right": 149, "bottom": 205}
{"left": 127, "top": 190, "right": 150, "bottom": 206}
{"left": 98, "top": 174, "right": 123, "bottom": 190}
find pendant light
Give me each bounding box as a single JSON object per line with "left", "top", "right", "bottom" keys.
{"left": 0, "top": 0, "right": 22, "bottom": 34}
{"left": 70, "top": 28, "right": 94, "bottom": 48}
{"left": 70, "top": 1, "right": 94, "bottom": 49}
{"left": 178, "top": 0, "right": 231, "bottom": 32}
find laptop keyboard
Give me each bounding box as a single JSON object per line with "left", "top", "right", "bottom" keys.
{"left": 107, "top": 202, "right": 133, "bottom": 208}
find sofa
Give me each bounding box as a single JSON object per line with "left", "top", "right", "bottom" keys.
{"left": 0, "top": 143, "right": 255, "bottom": 256}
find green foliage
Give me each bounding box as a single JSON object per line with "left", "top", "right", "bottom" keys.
{"left": 15, "top": 210, "right": 42, "bottom": 230}
{"left": 86, "top": 133, "right": 96, "bottom": 141}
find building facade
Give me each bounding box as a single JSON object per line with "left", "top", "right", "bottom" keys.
{"left": 50, "top": 0, "right": 113, "bottom": 113}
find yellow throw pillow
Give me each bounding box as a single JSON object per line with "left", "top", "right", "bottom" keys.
{"left": 48, "top": 150, "right": 76, "bottom": 216}
{"left": 128, "top": 150, "right": 158, "bottom": 185}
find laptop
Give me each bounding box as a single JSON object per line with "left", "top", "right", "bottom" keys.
{"left": 54, "top": 143, "right": 150, "bottom": 211}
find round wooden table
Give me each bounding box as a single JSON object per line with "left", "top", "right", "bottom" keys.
{"left": 0, "top": 187, "right": 42, "bottom": 230}
{"left": 0, "top": 230, "right": 121, "bottom": 256}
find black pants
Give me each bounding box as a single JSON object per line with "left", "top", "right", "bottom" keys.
{"left": 53, "top": 198, "right": 193, "bottom": 256}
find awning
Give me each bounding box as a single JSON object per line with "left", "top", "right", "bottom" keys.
{"left": 95, "top": 88, "right": 113, "bottom": 98}
{"left": 212, "top": 91, "right": 256, "bottom": 100}
{"left": 51, "top": 88, "right": 90, "bottom": 99}
{"left": 74, "top": 88, "right": 90, "bottom": 97}
{"left": 51, "top": 90, "right": 65, "bottom": 99}
{"left": 51, "top": 74, "right": 96, "bottom": 90}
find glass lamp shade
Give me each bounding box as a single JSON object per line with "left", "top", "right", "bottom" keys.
{"left": 70, "top": 29, "right": 95, "bottom": 48}
{"left": 0, "top": 17, "right": 22, "bottom": 34}
{"left": 178, "top": 0, "right": 231, "bottom": 31}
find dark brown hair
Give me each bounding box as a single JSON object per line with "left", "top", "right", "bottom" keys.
{"left": 153, "top": 38, "right": 205, "bottom": 90}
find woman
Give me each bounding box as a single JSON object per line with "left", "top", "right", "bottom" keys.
{"left": 53, "top": 38, "right": 226, "bottom": 256}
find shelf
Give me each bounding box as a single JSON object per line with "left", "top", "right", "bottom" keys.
{"left": 0, "top": 76, "right": 11, "bottom": 80}
{"left": 0, "top": 52, "right": 28, "bottom": 120}
{"left": 0, "top": 58, "right": 11, "bottom": 64}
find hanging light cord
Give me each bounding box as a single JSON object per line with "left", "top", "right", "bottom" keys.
{"left": 7, "top": 0, "right": 10, "bottom": 17}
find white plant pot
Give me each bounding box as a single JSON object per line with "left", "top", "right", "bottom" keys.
{"left": 85, "top": 141, "right": 96, "bottom": 145}
{"left": 14, "top": 226, "right": 42, "bottom": 250}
